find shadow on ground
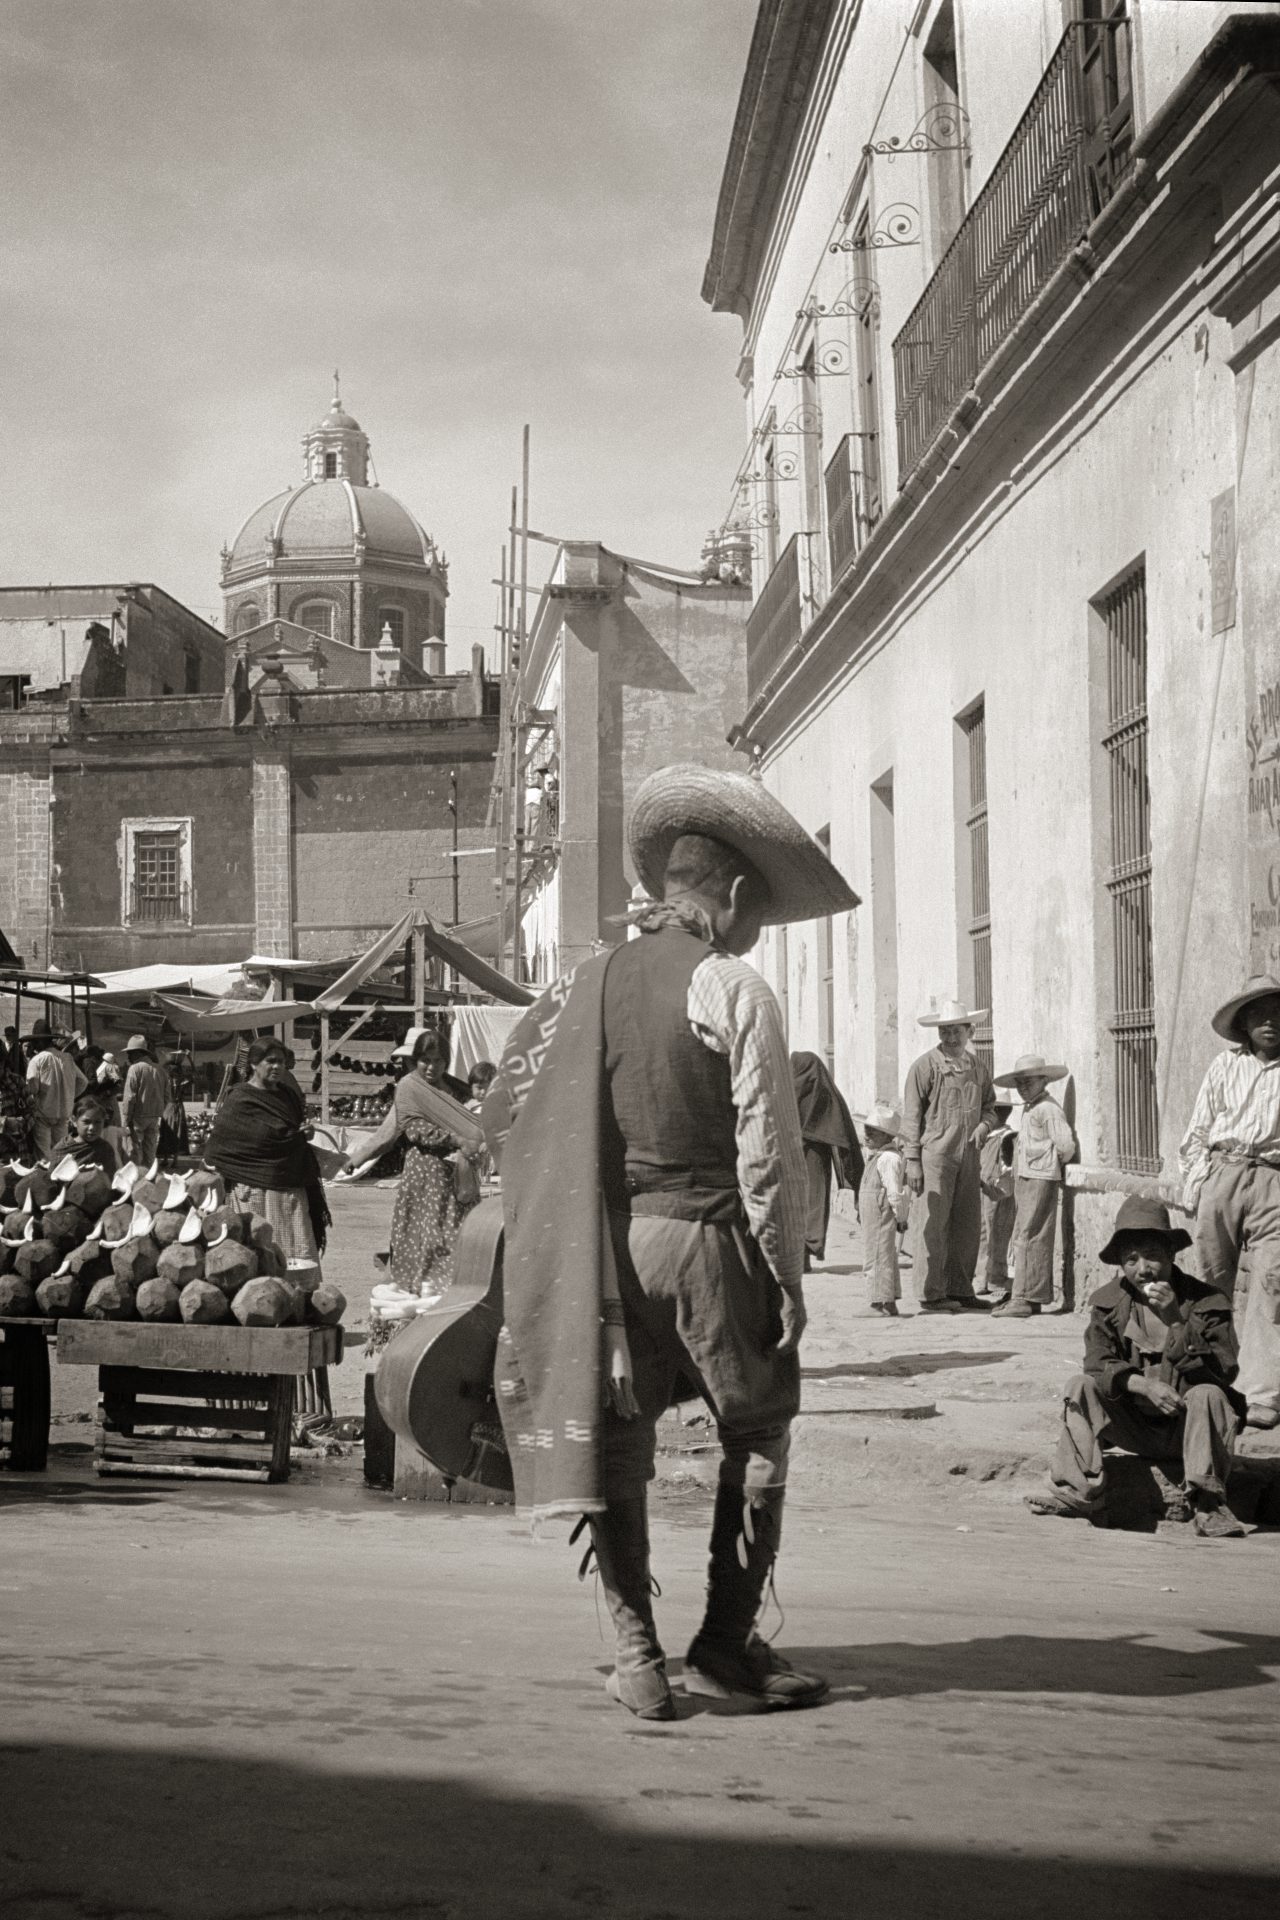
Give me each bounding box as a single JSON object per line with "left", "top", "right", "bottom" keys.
{"left": 803, "top": 1350, "right": 1015, "bottom": 1381}
{"left": 1, "top": 1736, "right": 1276, "bottom": 1920}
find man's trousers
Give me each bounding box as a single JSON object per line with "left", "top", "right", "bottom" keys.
{"left": 1194, "top": 1157, "right": 1280, "bottom": 1414}
{"left": 913, "top": 1146, "right": 981, "bottom": 1303}
{"left": 601, "top": 1210, "right": 799, "bottom": 1507}
{"left": 1048, "top": 1372, "right": 1237, "bottom": 1512}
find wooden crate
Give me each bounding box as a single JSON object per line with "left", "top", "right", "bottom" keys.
{"left": 56, "top": 1322, "right": 343, "bottom": 1484}
{"left": 94, "top": 1365, "right": 294, "bottom": 1483}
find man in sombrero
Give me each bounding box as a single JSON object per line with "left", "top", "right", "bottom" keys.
{"left": 1027, "top": 1196, "right": 1245, "bottom": 1537}
{"left": 1180, "top": 973, "right": 1280, "bottom": 1430}
{"left": 901, "top": 996, "right": 998, "bottom": 1311}
{"left": 483, "top": 764, "right": 858, "bottom": 1720}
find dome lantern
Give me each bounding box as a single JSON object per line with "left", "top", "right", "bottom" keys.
{"left": 303, "top": 370, "right": 370, "bottom": 484}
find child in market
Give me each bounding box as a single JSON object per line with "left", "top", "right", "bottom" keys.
{"left": 52, "top": 1092, "right": 118, "bottom": 1175}
{"left": 976, "top": 1096, "right": 1016, "bottom": 1300}
{"left": 858, "top": 1100, "right": 910, "bottom": 1316}
{"left": 990, "top": 1054, "right": 1076, "bottom": 1319}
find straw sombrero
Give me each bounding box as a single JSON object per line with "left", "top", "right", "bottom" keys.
{"left": 627, "top": 764, "right": 860, "bottom": 927}
{"left": 918, "top": 997, "right": 986, "bottom": 1028}
{"left": 993, "top": 1052, "right": 1068, "bottom": 1087}
{"left": 1211, "top": 973, "right": 1280, "bottom": 1043}
{"left": 855, "top": 1099, "right": 902, "bottom": 1137}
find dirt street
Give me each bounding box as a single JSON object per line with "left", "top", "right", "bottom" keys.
{"left": 5, "top": 1181, "right": 1280, "bottom": 1918}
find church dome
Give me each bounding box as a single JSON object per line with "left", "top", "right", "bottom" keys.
{"left": 223, "top": 376, "right": 438, "bottom": 578}
{"left": 225, "top": 477, "right": 435, "bottom": 572}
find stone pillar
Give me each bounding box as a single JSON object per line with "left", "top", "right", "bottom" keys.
{"left": 252, "top": 744, "right": 294, "bottom": 957}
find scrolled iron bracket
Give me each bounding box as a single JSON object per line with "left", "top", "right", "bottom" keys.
{"left": 863, "top": 103, "right": 970, "bottom": 160}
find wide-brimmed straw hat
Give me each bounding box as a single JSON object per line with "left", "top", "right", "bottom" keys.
{"left": 123, "top": 1034, "right": 150, "bottom": 1054}
{"left": 918, "top": 997, "right": 986, "bottom": 1028}
{"left": 857, "top": 1099, "right": 902, "bottom": 1138}
{"left": 1211, "top": 973, "right": 1280, "bottom": 1044}
{"left": 627, "top": 763, "right": 860, "bottom": 928}
{"left": 993, "top": 1052, "right": 1069, "bottom": 1088}
{"left": 1099, "top": 1195, "right": 1192, "bottom": 1264}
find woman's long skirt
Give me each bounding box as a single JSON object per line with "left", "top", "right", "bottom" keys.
{"left": 229, "top": 1182, "right": 319, "bottom": 1272}
{"left": 390, "top": 1146, "right": 475, "bottom": 1298}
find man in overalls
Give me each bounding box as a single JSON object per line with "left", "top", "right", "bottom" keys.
{"left": 902, "top": 997, "right": 998, "bottom": 1312}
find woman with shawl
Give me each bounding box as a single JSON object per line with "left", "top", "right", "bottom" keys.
{"left": 346, "top": 1028, "right": 482, "bottom": 1307}
{"left": 790, "top": 1050, "right": 864, "bottom": 1268}
{"left": 207, "top": 1038, "right": 331, "bottom": 1267}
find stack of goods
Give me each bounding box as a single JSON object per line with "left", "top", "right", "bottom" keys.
{"left": 0, "top": 1159, "right": 346, "bottom": 1329}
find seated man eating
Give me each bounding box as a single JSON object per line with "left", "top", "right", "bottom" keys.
{"left": 1028, "top": 1196, "right": 1246, "bottom": 1538}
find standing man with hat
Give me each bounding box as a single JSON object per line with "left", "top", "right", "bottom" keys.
{"left": 1027, "top": 1196, "right": 1245, "bottom": 1537}
{"left": 902, "top": 998, "right": 998, "bottom": 1311}
{"left": 119, "top": 1035, "right": 170, "bottom": 1168}
{"left": 990, "top": 1053, "right": 1075, "bottom": 1319}
{"left": 24, "top": 1019, "right": 86, "bottom": 1159}
{"left": 482, "top": 763, "right": 858, "bottom": 1719}
{"left": 1180, "top": 974, "right": 1280, "bottom": 1430}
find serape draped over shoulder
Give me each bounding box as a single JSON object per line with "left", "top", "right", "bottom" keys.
{"left": 483, "top": 955, "right": 617, "bottom": 1521}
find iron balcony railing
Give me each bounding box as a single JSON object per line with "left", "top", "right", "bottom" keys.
{"left": 130, "top": 882, "right": 191, "bottom": 925}
{"left": 892, "top": 18, "right": 1133, "bottom": 478}
{"left": 824, "top": 433, "right": 882, "bottom": 587}
{"left": 747, "top": 534, "right": 814, "bottom": 700}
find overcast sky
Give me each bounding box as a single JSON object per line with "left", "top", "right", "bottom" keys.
{"left": 2, "top": 0, "right": 754, "bottom": 661}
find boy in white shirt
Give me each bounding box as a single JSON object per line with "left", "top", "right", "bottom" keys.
{"left": 991, "top": 1054, "right": 1076, "bottom": 1320}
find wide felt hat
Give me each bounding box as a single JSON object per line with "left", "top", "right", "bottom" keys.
{"left": 1099, "top": 1194, "right": 1192, "bottom": 1264}
{"left": 918, "top": 996, "right": 987, "bottom": 1027}
{"left": 123, "top": 1034, "right": 149, "bottom": 1053}
{"left": 856, "top": 1099, "right": 902, "bottom": 1137}
{"left": 993, "top": 1052, "right": 1069, "bottom": 1087}
{"left": 1211, "top": 973, "right": 1280, "bottom": 1043}
{"left": 627, "top": 763, "right": 860, "bottom": 928}
{"left": 30, "top": 1019, "right": 53, "bottom": 1042}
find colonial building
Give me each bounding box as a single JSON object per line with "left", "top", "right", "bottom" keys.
{"left": 518, "top": 541, "right": 750, "bottom": 981}
{"left": 221, "top": 381, "right": 448, "bottom": 670}
{"left": 705, "top": 2, "right": 1280, "bottom": 1269}
{"left": 0, "top": 658, "right": 499, "bottom": 974}
{"left": 1, "top": 583, "right": 224, "bottom": 706}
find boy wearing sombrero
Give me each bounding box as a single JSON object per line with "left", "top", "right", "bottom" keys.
{"left": 989, "top": 1054, "right": 1076, "bottom": 1319}
{"left": 1028, "top": 1196, "right": 1245, "bottom": 1537}
{"left": 1180, "top": 974, "right": 1280, "bottom": 1430}
{"left": 902, "top": 998, "right": 999, "bottom": 1310}
{"left": 857, "top": 1100, "right": 909, "bottom": 1315}
{"left": 483, "top": 763, "right": 859, "bottom": 1719}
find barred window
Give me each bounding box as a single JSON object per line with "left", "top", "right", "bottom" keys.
{"left": 1101, "top": 565, "right": 1158, "bottom": 1171}
{"left": 961, "top": 703, "right": 993, "bottom": 1072}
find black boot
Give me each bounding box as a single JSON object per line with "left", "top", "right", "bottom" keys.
{"left": 684, "top": 1486, "right": 828, "bottom": 1710}
{"left": 587, "top": 1499, "right": 675, "bottom": 1721}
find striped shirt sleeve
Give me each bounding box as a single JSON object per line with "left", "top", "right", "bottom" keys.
{"left": 686, "top": 950, "right": 807, "bottom": 1291}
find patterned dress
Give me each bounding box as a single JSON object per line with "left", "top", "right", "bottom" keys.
{"left": 391, "top": 1118, "right": 476, "bottom": 1298}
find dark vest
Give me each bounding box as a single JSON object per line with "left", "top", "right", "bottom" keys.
{"left": 601, "top": 927, "right": 739, "bottom": 1222}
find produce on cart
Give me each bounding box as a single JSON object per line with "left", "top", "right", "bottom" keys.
{"left": 0, "top": 1155, "right": 346, "bottom": 1331}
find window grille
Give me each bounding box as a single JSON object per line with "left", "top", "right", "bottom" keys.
{"left": 817, "top": 827, "right": 835, "bottom": 1072}
{"left": 962, "top": 705, "right": 993, "bottom": 1070}
{"left": 1102, "top": 565, "right": 1158, "bottom": 1171}
{"left": 324, "top": 451, "right": 338, "bottom": 478}
{"left": 298, "top": 603, "right": 334, "bottom": 641}
{"left": 131, "top": 831, "right": 188, "bottom": 924}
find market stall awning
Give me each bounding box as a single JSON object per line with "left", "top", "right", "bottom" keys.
{"left": 156, "top": 994, "right": 315, "bottom": 1031}
{"left": 312, "top": 910, "right": 533, "bottom": 1011}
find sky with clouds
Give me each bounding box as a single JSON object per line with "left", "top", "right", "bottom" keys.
{"left": 2, "top": 0, "right": 755, "bottom": 659}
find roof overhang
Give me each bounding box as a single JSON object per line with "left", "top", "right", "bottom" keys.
{"left": 701, "top": 0, "right": 838, "bottom": 323}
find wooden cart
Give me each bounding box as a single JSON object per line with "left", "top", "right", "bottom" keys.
{"left": 57, "top": 1321, "right": 343, "bottom": 1484}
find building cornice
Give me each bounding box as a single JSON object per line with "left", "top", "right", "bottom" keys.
{"left": 701, "top": 0, "right": 839, "bottom": 322}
